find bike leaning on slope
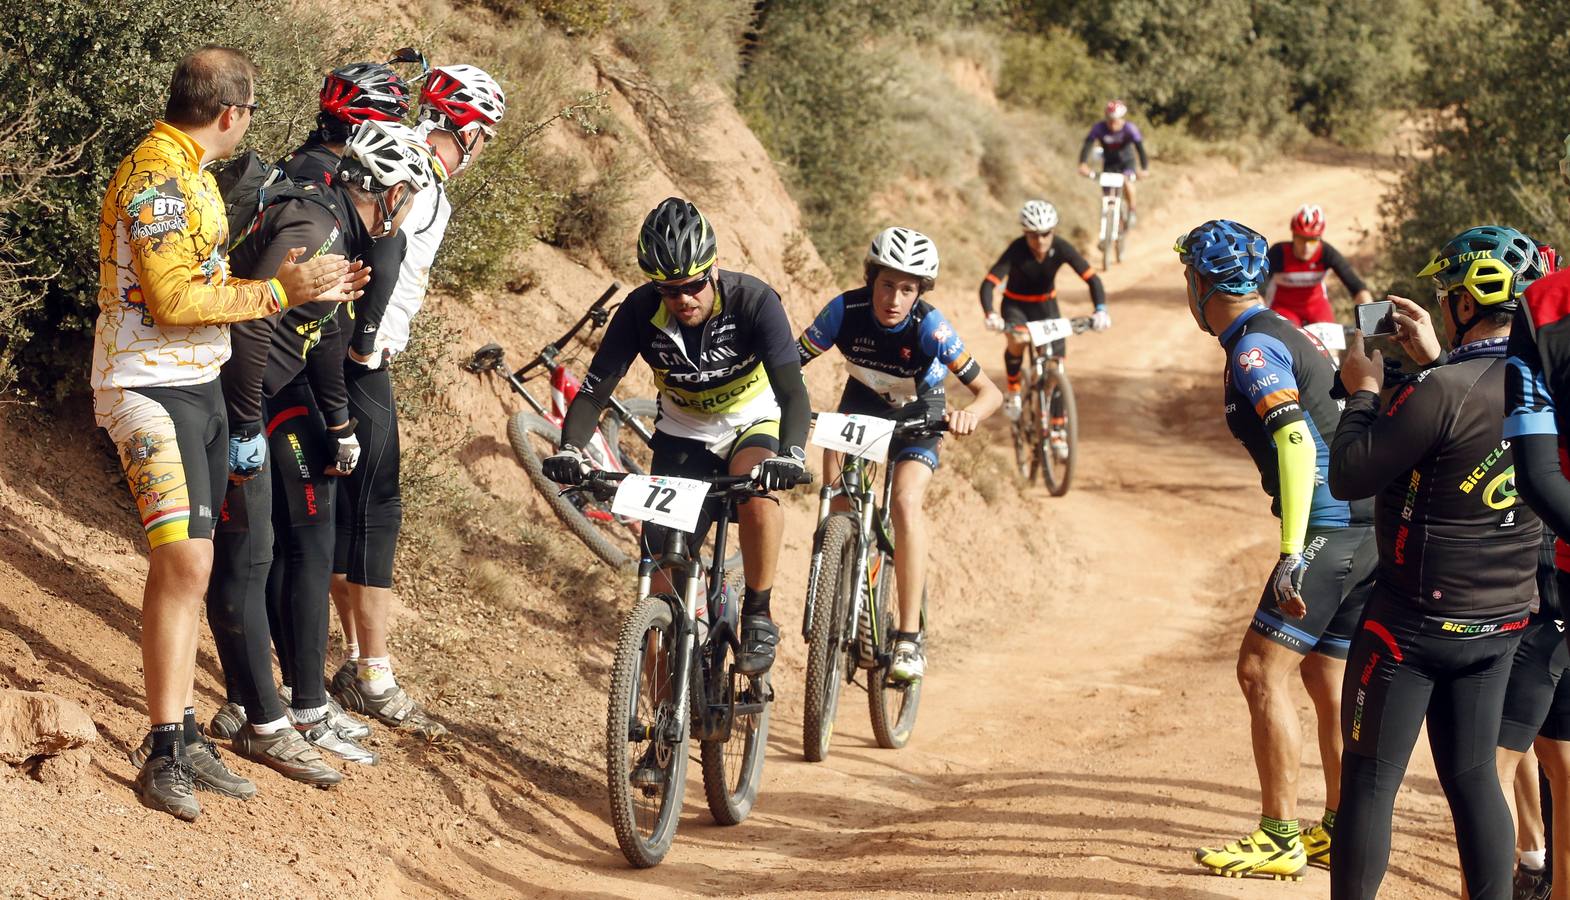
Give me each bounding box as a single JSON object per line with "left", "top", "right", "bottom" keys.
{"left": 574, "top": 467, "right": 808, "bottom": 868}
{"left": 801, "top": 410, "right": 947, "bottom": 762}
{"left": 1012, "top": 315, "right": 1094, "bottom": 496}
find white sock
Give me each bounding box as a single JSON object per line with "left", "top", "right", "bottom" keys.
{"left": 288, "top": 704, "right": 329, "bottom": 725}
{"left": 358, "top": 656, "right": 396, "bottom": 692}
{"left": 345, "top": 641, "right": 360, "bottom": 661}
{"left": 252, "top": 717, "right": 291, "bottom": 735}
{"left": 1521, "top": 848, "right": 1547, "bottom": 869}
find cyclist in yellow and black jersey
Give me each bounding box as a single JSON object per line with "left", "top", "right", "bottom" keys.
{"left": 544, "top": 198, "right": 811, "bottom": 677}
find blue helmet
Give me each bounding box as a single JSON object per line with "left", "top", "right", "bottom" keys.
{"left": 1174, "top": 219, "right": 1269, "bottom": 295}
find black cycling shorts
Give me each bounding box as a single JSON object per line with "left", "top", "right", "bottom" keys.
{"left": 836, "top": 379, "right": 944, "bottom": 471}
{"left": 99, "top": 380, "right": 227, "bottom": 548}
{"left": 639, "top": 421, "right": 779, "bottom": 561}
{"left": 1001, "top": 298, "right": 1066, "bottom": 358}
{"left": 1251, "top": 524, "right": 1377, "bottom": 659}
{"left": 1500, "top": 560, "right": 1570, "bottom": 750}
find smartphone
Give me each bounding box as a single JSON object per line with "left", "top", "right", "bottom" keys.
{"left": 1355, "top": 300, "right": 1397, "bottom": 337}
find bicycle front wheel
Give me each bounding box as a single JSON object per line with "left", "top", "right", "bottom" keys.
{"left": 868, "top": 561, "right": 924, "bottom": 750}
{"left": 1041, "top": 366, "right": 1079, "bottom": 497}
{"left": 1012, "top": 356, "right": 1043, "bottom": 484}
{"left": 803, "top": 514, "right": 857, "bottom": 762}
{"left": 508, "top": 411, "right": 632, "bottom": 568}
{"left": 699, "top": 667, "right": 772, "bottom": 826}
{"left": 606, "top": 596, "right": 689, "bottom": 868}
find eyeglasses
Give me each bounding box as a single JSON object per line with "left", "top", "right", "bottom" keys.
{"left": 225, "top": 100, "right": 260, "bottom": 113}
{"left": 655, "top": 272, "right": 711, "bottom": 297}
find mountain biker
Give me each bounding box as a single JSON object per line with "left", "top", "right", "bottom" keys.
{"left": 197, "top": 122, "right": 436, "bottom": 782}
{"left": 197, "top": 59, "right": 415, "bottom": 746}
{"left": 980, "top": 200, "right": 1109, "bottom": 446}
{"left": 330, "top": 63, "right": 505, "bottom": 737}
{"left": 798, "top": 227, "right": 1002, "bottom": 681}
{"left": 1262, "top": 204, "right": 1375, "bottom": 327}
{"left": 1177, "top": 220, "right": 1377, "bottom": 881}
{"left": 1076, "top": 99, "right": 1149, "bottom": 227}
{"left": 1329, "top": 225, "right": 1547, "bottom": 900}
{"left": 92, "top": 46, "right": 366, "bottom": 820}
{"left": 541, "top": 197, "right": 811, "bottom": 677}
{"left": 1504, "top": 165, "right": 1570, "bottom": 897}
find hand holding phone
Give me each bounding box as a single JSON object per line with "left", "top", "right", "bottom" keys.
{"left": 1355, "top": 300, "right": 1397, "bottom": 337}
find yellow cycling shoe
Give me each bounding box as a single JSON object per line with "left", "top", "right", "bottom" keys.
{"left": 1194, "top": 829, "right": 1307, "bottom": 881}
{"left": 1300, "top": 821, "right": 1331, "bottom": 869}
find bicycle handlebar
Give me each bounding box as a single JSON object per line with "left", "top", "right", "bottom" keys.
{"left": 563, "top": 467, "right": 811, "bottom": 502}
{"left": 516, "top": 281, "right": 621, "bottom": 378}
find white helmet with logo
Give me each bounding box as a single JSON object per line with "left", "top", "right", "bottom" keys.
{"left": 341, "top": 120, "right": 440, "bottom": 192}
{"left": 867, "top": 226, "right": 939, "bottom": 280}
{"left": 1020, "top": 200, "right": 1059, "bottom": 232}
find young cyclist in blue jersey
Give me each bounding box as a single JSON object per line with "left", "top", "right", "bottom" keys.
{"left": 1177, "top": 220, "right": 1378, "bottom": 882}
{"left": 798, "top": 227, "right": 1002, "bottom": 680}
{"left": 1330, "top": 225, "right": 1547, "bottom": 900}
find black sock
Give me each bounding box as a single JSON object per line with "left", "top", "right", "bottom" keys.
{"left": 149, "top": 722, "right": 181, "bottom": 758}
{"left": 742, "top": 586, "right": 771, "bottom": 618}
{"left": 181, "top": 707, "right": 202, "bottom": 745}
{"left": 894, "top": 630, "right": 920, "bottom": 644}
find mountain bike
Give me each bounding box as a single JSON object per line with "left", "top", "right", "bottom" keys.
{"left": 800, "top": 411, "right": 947, "bottom": 762}
{"left": 570, "top": 468, "right": 808, "bottom": 868}
{"left": 463, "top": 282, "right": 659, "bottom": 567}
{"left": 1092, "top": 170, "right": 1130, "bottom": 270}
{"left": 1011, "top": 316, "right": 1093, "bottom": 496}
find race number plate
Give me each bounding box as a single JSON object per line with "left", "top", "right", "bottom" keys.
{"left": 1025, "top": 318, "right": 1074, "bottom": 348}
{"left": 611, "top": 475, "right": 709, "bottom": 532}
{"left": 1098, "top": 171, "right": 1126, "bottom": 188}
{"left": 1302, "top": 321, "right": 1347, "bottom": 352}
{"left": 810, "top": 412, "right": 895, "bottom": 463}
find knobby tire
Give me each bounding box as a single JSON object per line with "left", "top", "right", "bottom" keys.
{"left": 802, "top": 515, "right": 857, "bottom": 762}
{"left": 605, "top": 596, "right": 688, "bottom": 868}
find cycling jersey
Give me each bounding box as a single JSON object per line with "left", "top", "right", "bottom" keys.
{"left": 979, "top": 236, "right": 1105, "bottom": 314}
{"left": 1220, "top": 305, "right": 1370, "bottom": 533}
{"left": 1506, "top": 271, "right": 1570, "bottom": 571}
{"left": 562, "top": 269, "right": 810, "bottom": 454}
{"left": 798, "top": 288, "right": 981, "bottom": 405}
{"left": 1078, "top": 121, "right": 1148, "bottom": 172}
{"left": 92, "top": 121, "right": 287, "bottom": 394}
{"left": 1330, "top": 338, "right": 1542, "bottom": 618}
{"left": 1263, "top": 241, "right": 1368, "bottom": 327}
{"left": 278, "top": 137, "right": 340, "bottom": 187}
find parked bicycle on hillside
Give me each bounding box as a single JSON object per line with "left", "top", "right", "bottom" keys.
{"left": 1012, "top": 316, "right": 1095, "bottom": 496}
{"left": 801, "top": 410, "right": 947, "bottom": 762}
{"left": 463, "top": 283, "right": 659, "bottom": 567}
{"left": 564, "top": 467, "right": 808, "bottom": 867}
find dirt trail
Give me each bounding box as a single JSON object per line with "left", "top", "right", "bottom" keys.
{"left": 0, "top": 152, "right": 1466, "bottom": 899}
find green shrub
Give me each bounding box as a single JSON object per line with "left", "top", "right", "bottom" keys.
{"left": 997, "top": 29, "right": 1116, "bottom": 122}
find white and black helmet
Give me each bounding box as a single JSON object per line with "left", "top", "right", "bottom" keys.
{"left": 339, "top": 121, "right": 440, "bottom": 193}
{"left": 1020, "top": 199, "right": 1059, "bottom": 232}
{"left": 866, "top": 226, "right": 939, "bottom": 280}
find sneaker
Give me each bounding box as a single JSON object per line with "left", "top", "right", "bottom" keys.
{"left": 889, "top": 640, "right": 925, "bottom": 683}
{"left": 1003, "top": 392, "right": 1022, "bottom": 422}
{"left": 1515, "top": 863, "right": 1551, "bottom": 900}
{"left": 205, "top": 701, "right": 247, "bottom": 740}
{"left": 336, "top": 681, "right": 449, "bottom": 739}
{"left": 232, "top": 726, "right": 343, "bottom": 787}
{"left": 1301, "top": 820, "right": 1331, "bottom": 870}
{"left": 135, "top": 749, "right": 200, "bottom": 821}
{"left": 324, "top": 698, "right": 372, "bottom": 741}
{"left": 185, "top": 734, "right": 257, "bottom": 800}
{"left": 1194, "top": 829, "right": 1306, "bottom": 881}
{"left": 736, "top": 615, "right": 779, "bottom": 676}
{"left": 295, "top": 717, "right": 379, "bottom": 766}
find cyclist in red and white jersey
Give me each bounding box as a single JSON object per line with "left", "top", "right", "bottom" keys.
{"left": 1262, "top": 205, "right": 1373, "bottom": 327}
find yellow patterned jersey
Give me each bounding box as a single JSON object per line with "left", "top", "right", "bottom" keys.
{"left": 91, "top": 121, "right": 286, "bottom": 393}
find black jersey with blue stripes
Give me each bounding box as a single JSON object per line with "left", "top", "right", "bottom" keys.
{"left": 798, "top": 288, "right": 980, "bottom": 405}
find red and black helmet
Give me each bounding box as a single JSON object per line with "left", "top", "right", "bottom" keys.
{"left": 1290, "top": 204, "right": 1326, "bottom": 238}
{"left": 319, "top": 62, "right": 410, "bottom": 125}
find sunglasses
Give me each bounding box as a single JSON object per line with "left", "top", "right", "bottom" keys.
{"left": 225, "top": 100, "right": 260, "bottom": 113}
{"left": 655, "top": 272, "right": 711, "bottom": 297}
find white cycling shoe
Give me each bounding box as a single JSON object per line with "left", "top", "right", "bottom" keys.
{"left": 889, "top": 641, "right": 925, "bottom": 683}
{"left": 1003, "top": 393, "right": 1023, "bottom": 422}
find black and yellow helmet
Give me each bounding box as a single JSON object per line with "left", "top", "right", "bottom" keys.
{"left": 637, "top": 197, "right": 717, "bottom": 282}
{"left": 1416, "top": 225, "right": 1545, "bottom": 308}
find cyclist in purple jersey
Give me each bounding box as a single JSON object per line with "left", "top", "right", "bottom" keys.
{"left": 1077, "top": 99, "right": 1150, "bottom": 224}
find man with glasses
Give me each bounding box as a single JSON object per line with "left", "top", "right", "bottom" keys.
{"left": 91, "top": 45, "right": 364, "bottom": 819}
{"left": 980, "top": 200, "right": 1110, "bottom": 444}
{"left": 542, "top": 197, "right": 812, "bottom": 677}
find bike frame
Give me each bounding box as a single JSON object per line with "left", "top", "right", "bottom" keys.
{"left": 802, "top": 452, "right": 899, "bottom": 668}
{"left": 1098, "top": 172, "right": 1126, "bottom": 250}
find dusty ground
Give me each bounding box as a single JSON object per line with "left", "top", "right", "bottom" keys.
{"left": 0, "top": 149, "right": 1469, "bottom": 899}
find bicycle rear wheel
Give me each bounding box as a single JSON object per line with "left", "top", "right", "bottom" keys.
{"left": 508, "top": 411, "right": 633, "bottom": 567}
{"left": 1041, "top": 366, "right": 1079, "bottom": 497}
{"left": 868, "top": 559, "right": 924, "bottom": 750}
{"left": 802, "top": 514, "right": 857, "bottom": 762}
{"left": 699, "top": 665, "right": 772, "bottom": 826}
{"left": 606, "top": 596, "right": 689, "bottom": 868}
